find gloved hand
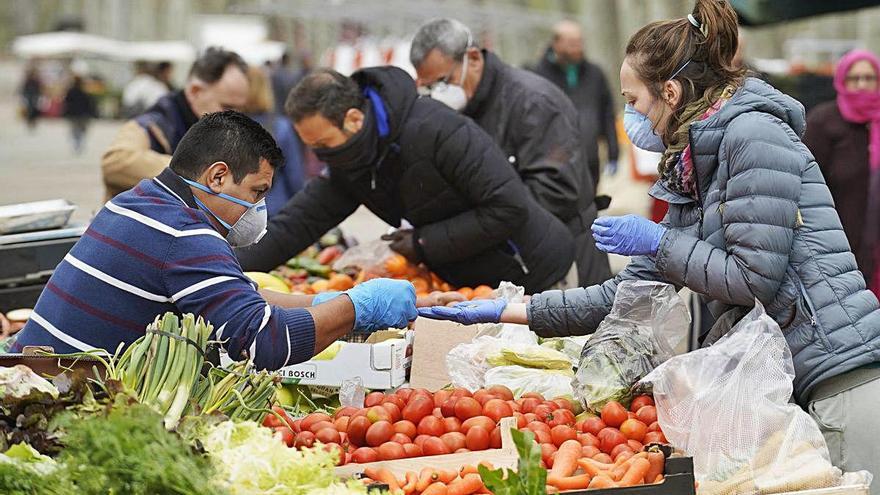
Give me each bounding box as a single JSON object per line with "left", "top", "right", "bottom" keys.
{"left": 346, "top": 278, "right": 417, "bottom": 332}
{"left": 591, "top": 214, "right": 667, "bottom": 256}
{"left": 381, "top": 229, "right": 423, "bottom": 264}
{"left": 312, "top": 291, "right": 342, "bottom": 305}
{"left": 417, "top": 299, "right": 508, "bottom": 325}
{"left": 605, "top": 160, "right": 618, "bottom": 176}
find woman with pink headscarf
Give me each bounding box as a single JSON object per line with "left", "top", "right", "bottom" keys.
{"left": 804, "top": 49, "right": 880, "bottom": 297}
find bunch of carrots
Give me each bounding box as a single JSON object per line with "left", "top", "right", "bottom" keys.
{"left": 362, "top": 462, "right": 495, "bottom": 495}
{"left": 545, "top": 441, "right": 666, "bottom": 492}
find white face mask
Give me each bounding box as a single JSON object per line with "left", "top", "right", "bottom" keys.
{"left": 183, "top": 178, "right": 268, "bottom": 248}
{"left": 623, "top": 104, "right": 666, "bottom": 152}
{"left": 428, "top": 51, "right": 469, "bottom": 111}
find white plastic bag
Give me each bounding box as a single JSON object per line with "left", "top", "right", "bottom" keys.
{"left": 484, "top": 365, "right": 574, "bottom": 400}
{"left": 640, "top": 301, "right": 841, "bottom": 494}
{"left": 574, "top": 281, "right": 689, "bottom": 412}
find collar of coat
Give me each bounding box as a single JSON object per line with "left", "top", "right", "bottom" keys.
{"left": 462, "top": 50, "right": 503, "bottom": 118}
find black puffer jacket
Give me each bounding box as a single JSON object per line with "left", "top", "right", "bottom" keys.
{"left": 237, "top": 66, "right": 574, "bottom": 293}
{"left": 464, "top": 51, "right": 611, "bottom": 286}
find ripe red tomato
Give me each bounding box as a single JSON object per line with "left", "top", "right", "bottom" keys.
{"left": 489, "top": 427, "right": 503, "bottom": 449}
{"left": 440, "top": 398, "right": 458, "bottom": 418}
{"left": 644, "top": 431, "right": 668, "bottom": 445}
{"left": 350, "top": 447, "right": 379, "bottom": 464}
{"left": 547, "top": 409, "right": 576, "bottom": 428}
{"left": 508, "top": 401, "right": 522, "bottom": 413}
{"left": 581, "top": 417, "right": 606, "bottom": 436}
{"left": 647, "top": 421, "right": 661, "bottom": 433}
{"left": 433, "top": 389, "right": 452, "bottom": 407}
{"left": 417, "top": 415, "right": 445, "bottom": 437}
{"left": 487, "top": 385, "right": 514, "bottom": 401}
{"left": 627, "top": 439, "right": 644, "bottom": 452}
{"left": 472, "top": 389, "right": 498, "bottom": 405}
{"left": 450, "top": 388, "right": 472, "bottom": 399}
{"left": 521, "top": 392, "right": 545, "bottom": 401}
{"left": 364, "top": 392, "right": 385, "bottom": 407}
{"left": 619, "top": 419, "right": 647, "bottom": 442}
{"left": 441, "top": 432, "right": 467, "bottom": 451}
{"left": 550, "top": 425, "right": 578, "bottom": 447}
{"left": 526, "top": 421, "right": 551, "bottom": 435}
{"left": 347, "top": 416, "right": 371, "bottom": 447}
{"left": 394, "top": 388, "right": 414, "bottom": 402}
{"left": 308, "top": 421, "right": 335, "bottom": 434}
{"left": 465, "top": 426, "right": 491, "bottom": 451}
{"left": 262, "top": 406, "right": 287, "bottom": 428}
{"left": 597, "top": 427, "right": 627, "bottom": 454}
{"left": 294, "top": 431, "right": 316, "bottom": 449}
{"left": 402, "top": 395, "right": 434, "bottom": 424}
{"left": 403, "top": 443, "right": 423, "bottom": 458}
{"left": 552, "top": 398, "right": 576, "bottom": 412}
{"left": 630, "top": 395, "right": 655, "bottom": 413}
{"left": 533, "top": 405, "right": 554, "bottom": 421}
{"left": 442, "top": 416, "right": 462, "bottom": 433}
{"left": 542, "top": 400, "right": 560, "bottom": 411}
{"left": 413, "top": 434, "right": 431, "bottom": 449}
{"left": 334, "top": 416, "right": 350, "bottom": 433}
{"left": 482, "top": 399, "right": 513, "bottom": 423}
{"left": 600, "top": 401, "right": 628, "bottom": 428}
{"left": 377, "top": 441, "right": 406, "bottom": 460}
{"left": 540, "top": 443, "right": 557, "bottom": 467}
{"left": 636, "top": 406, "right": 658, "bottom": 426}
{"left": 513, "top": 412, "right": 527, "bottom": 429}
{"left": 323, "top": 443, "right": 346, "bottom": 465}
{"left": 433, "top": 407, "right": 443, "bottom": 419}
{"left": 610, "top": 443, "right": 634, "bottom": 460}
{"left": 390, "top": 433, "right": 412, "bottom": 444}
{"left": 334, "top": 406, "right": 358, "bottom": 419}
{"left": 520, "top": 398, "right": 541, "bottom": 414}
{"left": 393, "top": 420, "right": 417, "bottom": 439}
{"left": 454, "top": 398, "right": 482, "bottom": 421}
{"left": 423, "top": 437, "right": 451, "bottom": 456}
{"left": 316, "top": 427, "right": 341, "bottom": 445}
{"left": 461, "top": 416, "right": 496, "bottom": 435}
{"left": 365, "top": 406, "right": 392, "bottom": 424}
{"left": 533, "top": 430, "right": 552, "bottom": 445}
{"left": 524, "top": 413, "right": 538, "bottom": 424}
{"left": 581, "top": 445, "right": 600, "bottom": 459}
{"left": 274, "top": 426, "right": 294, "bottom": 447}
{"left": 382, "top": 395, "right": 406, "bottom": 410}
{"left": 301, "top": 412, "right": 332, "bottom": 432}
{"left": 365, "top": 421, "right": 394, "bottom": 447}
{"left": 578, "top": 432, "right": 600, "bottom": 448}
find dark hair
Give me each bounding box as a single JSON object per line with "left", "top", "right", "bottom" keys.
{"left": 626, "top": 0, "right": 745, "bottom": 144}
{"left": 188, "top": 47, "right": 248, "bottom": 84}
{"left": 156, "top": 61, "right": 172, "bottom": 72}
{"left": 170, "top": 110, "right": 284, "bottom": 183}
{"left": 285, "top": 69, "right": 365, "bottom": 128}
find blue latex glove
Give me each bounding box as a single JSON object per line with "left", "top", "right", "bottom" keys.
{"left": 605, "top": 160, "right": 618, "bottom": 176}
{"left": 312, "top": 291, "right": 342, "bottom": 305}
{"left": 417, "top": 299, "right": 507, "bottom": 325}
{"left": 346, "top": 279, "right": 417, "bottom": 332}
{"left": 591, "top": 214, "right": 667, "bottom": 256}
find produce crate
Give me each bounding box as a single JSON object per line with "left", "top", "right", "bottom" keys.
{"left": 564, "top": 454, "right": 695, "bottom": 495}
{"left": 335, "top": 417, "right": 519, "bottom": 479}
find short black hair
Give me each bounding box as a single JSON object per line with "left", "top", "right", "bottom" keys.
{"left": 188, "top": 47, "right": 248, "bottom": 84}
{"left": 170, "top": 111, "right": 284, "bottom": 183}
{"left": 285, "top": 69, "right": 365, "bottom": 128}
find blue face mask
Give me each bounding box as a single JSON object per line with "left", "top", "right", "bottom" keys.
{"left": 623, "top": 104, "right": 666, "bottom": 153}
{"left": 182, "top": 177, "right": 268, "bottom": 247}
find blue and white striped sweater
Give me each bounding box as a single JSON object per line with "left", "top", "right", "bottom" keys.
{"left": 13, "top": 169, "right": 315, "bottom": 370}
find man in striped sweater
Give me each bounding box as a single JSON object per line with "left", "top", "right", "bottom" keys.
{"left": 12, "top": 111, "right": 418, "bottom": 370}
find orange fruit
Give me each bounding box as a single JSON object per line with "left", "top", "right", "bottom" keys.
{"left": 327, "top": 273, "right": 355, "bottom": 291}
{"left": 311, "top": 279, "right": 331, "bottom": 293}
{"left": 385, "top": 254, "right": 408, "bottom": 277}
{"left": 457, "top": 287, "right": 474, "bottom": 300}
{"left": 411, "top": 277, "right": 430, "bottom": 294}
{"left": 472, "top": 285, "right": 494, "bottom": 299}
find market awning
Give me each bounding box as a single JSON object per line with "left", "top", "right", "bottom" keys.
{"left": 11, "top": 32, "right": 195, "bottom": 62}
{"left": 732, "top": 0, "right": 880, "bottom": 26}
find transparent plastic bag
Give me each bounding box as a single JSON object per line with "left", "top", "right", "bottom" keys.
{"left": 640, "top": 301, "right": 841, "bottom": 494}
{"left": 484, "top": 365, "right": 575, "bottom": 400}
{"left": 331, "top": 239, "right": 394, "bottom": 274}
{"left": 574, "top": 280, "right": 689, "bottom": 413}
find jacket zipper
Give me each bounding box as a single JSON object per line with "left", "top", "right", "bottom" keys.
{"left": 796, "top": 277, "right": 818, "bottom": 327}
{"left": 507, "top": 240, "right": 530, "bottom": 275}
{"left": 686, "top": 130, "right": 705, "bottom": 229}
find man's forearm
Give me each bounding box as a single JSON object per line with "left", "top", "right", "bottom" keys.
{"left": 260, "top": 289, "right": 315, "bottom": 308}
{"left": 305, "top": 294, "right": 356, "bottom": 354}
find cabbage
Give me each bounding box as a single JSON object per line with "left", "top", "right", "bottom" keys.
{"left": 486, "top": 344, "right": 573, "bottom": 370}
{"left": 200, "top": 420, "right": 368, "bottom": 495}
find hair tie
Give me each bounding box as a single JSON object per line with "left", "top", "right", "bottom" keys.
{"left": 687, "top": 14, "right": 709, "bottom": 36}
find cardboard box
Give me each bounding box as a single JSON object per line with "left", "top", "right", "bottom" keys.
{"left": 409, "top": 318, "right": 480, "bottom": 391}
{"left": 273, "top": 330, "right": 413, "bottom": 390}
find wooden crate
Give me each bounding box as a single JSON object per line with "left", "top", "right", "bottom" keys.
{"left": 334, "top": 417, "right": 519, "bottom": 478}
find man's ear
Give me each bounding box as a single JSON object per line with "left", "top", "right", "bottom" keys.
{"left": 343, "top": 108, "right": 365, "bottom": 134}
{"left": 204, "top": 161, "right": 230, "bottom": 191}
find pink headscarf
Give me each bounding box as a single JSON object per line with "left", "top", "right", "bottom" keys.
{"left": 834, "top": 49, "right": 880, "bottom": 171}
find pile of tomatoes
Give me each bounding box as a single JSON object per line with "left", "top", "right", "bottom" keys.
{"left": 262, "top": 386, "right": 668, "bottom": 469}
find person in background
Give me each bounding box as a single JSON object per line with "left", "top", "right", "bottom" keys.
{"left": 530, "top": 20, "right": 619, "bottom": 182}
{"left": 804, "top": 49, "right": 880, "bottom": 298}
{"left": 410, "top": 18, "right": 611, "bottom": 287}
{"left": 156, "top": 61, "right": 175, "bottom": 91}
{"left": 244, "top": 66, "right": 306, "bottom": 216}
{"left": 63, "top": 75, "right": 97, "bottom": 155}
{"left": 102, "top": 47, "right": 249, "bottom": 200}
{"left": 271, "top": 51, "right": 299, "bottom": 115}
{"left": 20, "top": 65, "right": 42, "bottom": 131}
{"left": 236, "top": 68, "right": 576, "bottom": 293}
{"left": 121, "top": 61, "right": 170, "bottom": 118}
{"left": 421, "top": 0, "right": 880, "bottom": 485}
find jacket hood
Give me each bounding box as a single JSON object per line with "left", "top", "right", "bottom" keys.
{"left": 351, "top": 66, "right": 418, "bottom": 143}
{"left": 694, "top": 77, "right": 806, "bottom": 138}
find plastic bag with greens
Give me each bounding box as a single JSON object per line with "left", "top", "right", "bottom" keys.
{"left": 484, "top": 365, "right": 574, "bottom": 400}
{"left": 574, "top": 281, "right": 689, "bottom": 413}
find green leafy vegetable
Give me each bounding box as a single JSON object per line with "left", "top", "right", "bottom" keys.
{"left": 478, "top": 428, "right": 547, "bottom": 495}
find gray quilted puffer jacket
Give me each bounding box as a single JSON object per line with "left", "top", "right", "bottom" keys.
{"left": 528, "top": 78, "right": 880, "bottom": 403}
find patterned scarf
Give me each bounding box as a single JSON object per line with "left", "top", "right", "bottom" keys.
{"left": 658, "top": 85, "right": 737, "bottom": 199}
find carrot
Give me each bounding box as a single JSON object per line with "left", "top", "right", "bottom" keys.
{"left": 619, "top": 457, "right": 651, "bottom": 487}
{"left": 646, "top": 450, "right": 665, "bottom": 484}
{"left": 422, "top": 482, "right": 449, "bottom": 495}
{"left": 588, "top": 475, "right": 618, "bottom": 489}
{"left": 447, "top": 473, "right": 484, "bottom": 495}
{"left": 436, "top": 469, "right": 459, "bottom": 484}
{"left": 577, "top": 458, "right": 615, "bottom": 477}
{"left": 545, "top": 486, "right": 561, "bottom": 494}
{"left": 460, "top": 465, "right": 478, "bottom": 476}
{"left": 401, "top": 471, "right": 418, "bottom": 494}
{"left": 654, "top": 474, "right": 665, "bottom": 483}
{"left": 612, "top": 452, "right": 648, "bottom": 480}
{"left": 417, "top": 468, "right": 435, "bottom": 492}
{"left": 364, "top": 467, "right": 401, "bottom": 491}
{"left": 547, "top": 474, "right": 593, "bottom": 490}
{"left": 593, "top": 453, "right": 613, "bottom": 464}
{"left": 549, "top": 439, "right": 582, "bottom": 478}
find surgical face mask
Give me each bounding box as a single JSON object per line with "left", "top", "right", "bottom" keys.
{"left": 623, "top": 104, "right": 666, "bottom": 152}
{"left": 427, "top": 51, "right": 469, "bottom": 111}
{"left": 182, "top": 177, "right": 268, "bottom": 247}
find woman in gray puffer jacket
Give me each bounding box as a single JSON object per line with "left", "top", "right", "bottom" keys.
{"left": 420, "top": 0, "right": 880, "bottom": 485}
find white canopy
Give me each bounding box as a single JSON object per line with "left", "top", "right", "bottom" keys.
{"left": 12, "top": 32, "right": 195, "bottom": 63}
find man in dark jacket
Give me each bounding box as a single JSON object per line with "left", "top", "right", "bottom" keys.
{"left": 235, "top": 67, "right": 575, "bottom": 293}
{"left": 409, "top": 18, "right": 611, "bottom": 287}
{"left": 530, "top": 20, "right": 618, "bottom": 183}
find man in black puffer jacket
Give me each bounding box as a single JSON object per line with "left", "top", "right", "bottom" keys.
{"left": 235, "top": 67, "right": 575, "bottom": 293}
